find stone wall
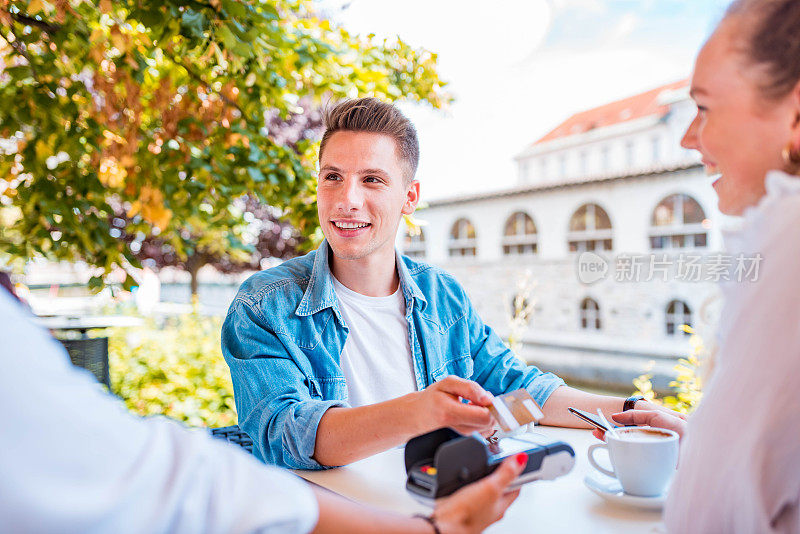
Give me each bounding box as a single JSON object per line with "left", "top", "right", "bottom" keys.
{"left": 437, "top": 257, "right": 720, "bottom": 393}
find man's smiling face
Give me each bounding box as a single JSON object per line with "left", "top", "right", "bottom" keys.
{"left": 317, "top": 130, "right": 419, "bottom": 262}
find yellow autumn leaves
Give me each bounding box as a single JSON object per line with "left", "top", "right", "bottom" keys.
{"left": 127, "top": 185, "right": 173, "bottom": 232}
{"left": 98, "top": 142, "right": 172, "bottom": 232}
{"left": 19, "top": 0, "right": 72, "bottom": 24}
{"left": 98, "top": 156, "right": 172, "bottom": 230}
{"left": 98, "top": 157, "right": 127, "bottom": 188}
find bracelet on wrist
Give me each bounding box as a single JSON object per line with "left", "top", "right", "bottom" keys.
{"left": 413, "top": 513, "right": 442, "bottom": 534}
{"left": 623, "top": 395, "right": 645, "bottom": 412}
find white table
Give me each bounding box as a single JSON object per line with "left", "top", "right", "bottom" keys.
{"left": 294, "top": 427, "right": 666, "bottom": 533}
{"left": 37, "top": 315, "right": 144, "bottom": 334}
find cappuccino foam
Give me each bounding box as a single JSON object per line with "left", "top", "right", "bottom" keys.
{"left": 617, "top": 428, "right": 673, "bottom": 442}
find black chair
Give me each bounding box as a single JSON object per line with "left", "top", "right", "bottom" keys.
{"left": 210, "top": 425, "right": 254, "bottom": 454}
{"left": 59, "top": 337, "right": 111, "bottom": 388}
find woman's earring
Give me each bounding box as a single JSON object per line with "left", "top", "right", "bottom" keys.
{"left": 782, "top": 142, "right": 800, "bottom": 174}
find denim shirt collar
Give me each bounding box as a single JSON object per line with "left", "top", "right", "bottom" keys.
{"left": 295, "top": 240, "right": 427, "bottom": 320}
{"left": 397, "top": 249, "right": 428, "bottom": 314}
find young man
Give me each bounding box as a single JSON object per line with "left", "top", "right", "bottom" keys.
{"left": 222, "top": 98, "right": 670, "bottom": 469}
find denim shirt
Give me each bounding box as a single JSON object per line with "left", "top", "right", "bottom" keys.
{"left": 221, "top": 241, "right": 565, "bottom": 470}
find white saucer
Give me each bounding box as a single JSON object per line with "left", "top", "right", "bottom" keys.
{"left": 584, "top": 471, "right": 666, "bottom": 510}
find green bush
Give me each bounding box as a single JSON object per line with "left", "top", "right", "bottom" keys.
{"left": 108, "top": 313, "right": 237, "bottom": 428}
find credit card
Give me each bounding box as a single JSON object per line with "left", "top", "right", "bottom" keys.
{"left": 488, "top": 389, "right": 544, "bottom": 432}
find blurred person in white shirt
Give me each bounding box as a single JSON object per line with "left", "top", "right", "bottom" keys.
{"left": 134, "top": 264, "right": 161, "bottom": 315}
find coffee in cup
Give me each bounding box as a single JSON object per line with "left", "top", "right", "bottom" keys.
{"left": 588, "top": 426, "right": 679, "bottom": 497}
{"left": 616, "top": 428, "right": 673, "bottom": 441}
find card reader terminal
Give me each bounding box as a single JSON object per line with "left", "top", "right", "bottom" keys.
{"left": 405, "top": 428, "right": 575, "bottom": 503}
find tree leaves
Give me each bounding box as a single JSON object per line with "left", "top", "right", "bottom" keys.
{"left": 179, "top": 9, "right": 206, "bottom": 40}
{"left": 0, "top": 0, "right": 450, "bottom": 288}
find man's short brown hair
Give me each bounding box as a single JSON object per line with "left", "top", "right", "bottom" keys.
{"left": 319, "top": 98, "right": 419, "bottom": 183}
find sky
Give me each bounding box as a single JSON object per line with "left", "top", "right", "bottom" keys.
{"left": 319, "top": 0, "right": 733, "bottom": 200}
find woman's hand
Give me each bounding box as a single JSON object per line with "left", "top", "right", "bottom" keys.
{"left": 431, "top": 453, "right": 527, "bottom": 534}
{"left": 591, "top": 409, "right": 688, "bottom": 441}
{"left": 633, "top": 399, "right": 688, "bottom": 421}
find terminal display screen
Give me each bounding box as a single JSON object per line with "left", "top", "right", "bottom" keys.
{"left": 487, "top": 437, "right": 539, "bottom": 461}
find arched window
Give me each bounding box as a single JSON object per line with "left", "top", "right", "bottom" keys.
{"left": 650, "top": 194, "right": 708, "bottom": 249}
{"left": 666, "top": 300, "right": 692, "bottom": 336}
{"left": 448, "top": 218, "right": 477, "bottom": 257}
{"left": 580, "top": 297, "right": 601, "bottom": 330}
{"left": 568, "top": 203, "right": 613, "bottom": 252}
{"left": 502, "top": 211, "right": 537, "bottom": 256}
{"left": 403, "top": 227, "right": 425, "bottom": 259}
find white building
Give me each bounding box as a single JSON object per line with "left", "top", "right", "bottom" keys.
{"left": 400, "top": 80, "right": 738, "bottom": 392}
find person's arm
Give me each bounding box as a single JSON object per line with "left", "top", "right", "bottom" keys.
{"left": 224, "top": 296, "right": 498, "bottom": 469}
{"left": 536, "top": 385, "right": 682, "bottom": 427}
{"left": 313, "top": 376, "right": 495, "bottom": 467}
{"left": 537, "top": 385, "right": 627, "bottom": 427}
{"left": 222, "top": 299, "right": 347, "bottom": 469}
{"left": 457, "top": 285, "right": 681, "bottom": 428}
{"left": 0, "top": 292, "right": 318, "bottom": 533}
{"left": 312, "top": 453, "right": 528, "bottom": 534}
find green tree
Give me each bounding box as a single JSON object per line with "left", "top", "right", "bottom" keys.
{"left": 0, "top": 0, "right": 449, "bottom": 291}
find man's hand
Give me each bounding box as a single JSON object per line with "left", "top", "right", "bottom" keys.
{"left": 314, "top": 377, "right": 495, "bottom": 467}
{"left": 432, "top": 453, "right": 527, "bottom": 534}
{"left": 591, "top": 409, "right": 688, "bottom": 441}
{"left": 412, "top": 376, "right": 495, "bottom": 437}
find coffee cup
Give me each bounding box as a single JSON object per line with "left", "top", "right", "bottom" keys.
{"left": 587, "top": 426, "right": 679, "bottom": 497}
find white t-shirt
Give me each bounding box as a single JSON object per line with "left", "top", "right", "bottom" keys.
{"left": 331, "top": 274, "right": 418, "bottom": 407}
{"left": 664, "top": 171, "right": 800, "bottom": 533}
{"left": 0, "top": 290, "right": 318, "bottom": 534}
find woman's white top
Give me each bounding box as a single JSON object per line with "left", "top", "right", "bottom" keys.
{"left": 664, "top": 171, "right": 800, "bottom": 533}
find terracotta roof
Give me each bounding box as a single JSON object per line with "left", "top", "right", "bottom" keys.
{"left": 534, "top": 79, "right": 689, "bottom": 145}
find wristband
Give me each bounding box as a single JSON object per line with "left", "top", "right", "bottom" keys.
{"left": 623, "top": 395, "right": 645, "bottom": 412}
{"left": 414, "top": 513, "right": 442, "bottom": 534}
